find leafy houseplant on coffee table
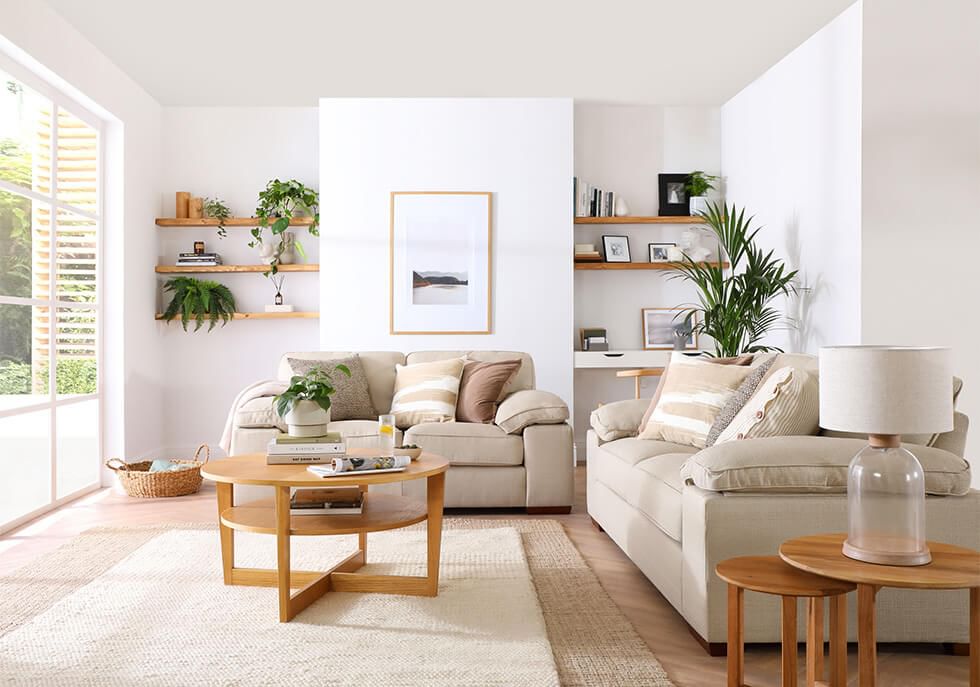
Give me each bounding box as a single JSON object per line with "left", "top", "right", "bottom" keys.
{"left": 250, "top": 179, "right": 320, "bottom": 275}
{"left": 274, "top": 364, "right": 351, "bottom": 437}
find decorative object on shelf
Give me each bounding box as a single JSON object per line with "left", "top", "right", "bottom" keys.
{"left": 175, "top": 191, "right": 190, "bottom": 219}
{"left": 574, "top": 243, "right": 602, "bottom": 262}
{"left": 667, "top": 245, "right": 685, "bottom": 261}
{"left": 573, "top": 177, "right": 618, "bottom": 217}
{"left": 264, "top": 272, "right": 294, "bottom": 312}
{"left": 658, "top": 173, "right": 690, "bottom": 216}
{"left": 252, "top": 178, "right": 319, "bottom": 275}
{"left": 580, "top": 327, "right": 608, "bottom": 351}
{"left": 160, "top": 277, "right": 236, "bottom": 332}
{"left": 188, "top": 196, "right": 204, "bottom": 219}
{"left": 671, "top": 202, "right": 798, "bottom": 357}
{"left": 685, "top": 170, "right": 719, "bottom": 215}
{"left": 274, "top": 363, "right": 352, "bottom": 437}
{"left": 176, "top": 248, "right": 222, "bottom": 267}
{"left": 601, "top": 234, "right": 631, "bottom": 263}
{"left": 277, "top": 232, "right": 296, "bottom": 264}
{"left": 203, "top": 197, "right": 232, "bottom": 238}
{"left": 390, "top": 191, "right": 492, "bottom": 335}
{"left": 819, "top": 346, "right": 953, "bottom": 566}
{"left": 648, "top": 242, "right": 675, "bottom": 263}
{"left": 641, "top": 307, "right": 699, "bottom": 351}
{"left": 679, "top": 227, "right": 711, "bottom": 262}
{"left": 193, "top": 241, "right": 205, "bottom": 255}
{"left": 614, "top": 196, "right": 630, "bottom": 217}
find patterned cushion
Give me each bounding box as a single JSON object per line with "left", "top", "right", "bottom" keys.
{"left": 704, "top": 357, "right": 776, "bottom": 447}
{"left": 638, "top": 353, "right": 754, "bottom": 448}
{"left": 390, "top": 357, "right": 466, "bottom": 429}
{"left": 287, "top": 355, "right": 377, "bottom": 421}
{"left": 715, "top": 366, "right": 820, "bottom": 443}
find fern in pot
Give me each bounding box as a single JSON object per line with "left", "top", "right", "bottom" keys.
{"left": 274, "top": 364, "right": 351, "bottom": 437}
{"left": 161, "top": 277, "right": 236, "bottom": 331}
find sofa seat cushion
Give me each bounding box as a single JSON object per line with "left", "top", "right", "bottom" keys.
{"left": 235, "top": 396, "right": 286, "bottom": 430}
{"left": 405, "top": 422, "right": 524, "bottom": 466}
{"left": 592, "top": 438, "right": 697, "bottom": 541}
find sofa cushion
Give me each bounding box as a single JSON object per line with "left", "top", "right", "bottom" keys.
{"left": 390, "top": 357, "right": 466, "bottom": 429}
{"left": 287, "top": 355, "right": 377, "bottom": 421}
{"left": 234, "top": 396, "right": 287, "bottom": 430}
{"left": 590, "top": 398, "right": 650, "bottom": 442}
{"left": 280, "top": 352, "right": 405, "bottom": 414}
{"left": 456, "top": 359, "right": 523, "bottom": 423}
{"left": 705, "top": 357, "right": 776, "bottom": 446}
{"left": 680, "top": 435, "right": 972, "bottom": 495}
{"left": 494, "top": 390, "right": 569, "bottom": 434}
{"left": 715, "top": 367, "right": 820, "bottom": 444}
{"left": 407, "top": 351, "right": 535, "bottom": 398}
{"left": 405, "top": 422, "right": 524, "bottom": 466}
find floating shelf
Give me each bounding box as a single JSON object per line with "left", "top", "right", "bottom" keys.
{"left": 155, "top": 264, "right": 319, "bottom": 274}
{"left": 155, "top": 312, "right": 319, "bottom": 321}
{"left": 575, "top": 350, "right": 673, "bottom": 369}
{"left": 574, "top": 261, "right": 728, "bottom": 271}
{"left": 574, "top": 216, "right": 702, "bottom": 225}
{"left": 155, "top": 217, "right": 315, "bottom": 227}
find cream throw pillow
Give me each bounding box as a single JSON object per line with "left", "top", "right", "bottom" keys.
{"left": 638, "top": 353, "right": 754, "bottom": 448}
{"left": 715, "top": 366, "right": 820, "bottom": 443}
{"left": 390, "top": 358, "right": 466, "bottom": 428}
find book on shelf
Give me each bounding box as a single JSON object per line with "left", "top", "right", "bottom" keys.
{"left": 573, "top": 178, "right": 619, "bottom": 218}
{"left": 290, "top": 486, "right": 363, "bottom": 515}
{"left": 179, "top": 252, "right": 221, "bottom": 258}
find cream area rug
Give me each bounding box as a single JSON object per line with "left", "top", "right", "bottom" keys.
{"left": 0, "top": 519, "right": 673, "bottom": 686}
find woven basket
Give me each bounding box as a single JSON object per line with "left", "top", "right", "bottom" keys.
{"left": 106, "top": 445, "right": 210, "bottom": 498}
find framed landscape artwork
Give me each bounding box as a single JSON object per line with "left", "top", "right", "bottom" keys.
{"left": 390, "top": 191, "right": 492, "bottom": 334}
{"left": 641, "top": 307, "right": 700, "bottom": 350}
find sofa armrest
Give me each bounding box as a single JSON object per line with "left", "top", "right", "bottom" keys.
{"left": 933, "top": 411, "right": 969, "bottom": 457}
{"left": 495, "top": 390, "right": 569, "bottom": 434}
{"left": 590, "top": 398, "right": 648, "bottom": 442}
{"left": 524, "top": 423, "right": 574, "bottom": 508}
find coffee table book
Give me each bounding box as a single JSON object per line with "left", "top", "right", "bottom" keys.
{"left": 267, "top": 452, "right": 340, "bottom": 465}
{"left": 290, "top": 487, "right": 362, "bottom": 515}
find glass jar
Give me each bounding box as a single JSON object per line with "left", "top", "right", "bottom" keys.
{"left": 377, "top": 414, "right": 395, "bottom": 458}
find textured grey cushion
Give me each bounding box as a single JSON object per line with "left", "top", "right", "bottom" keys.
{"left": 287, "top": 355, "right": 377, "bottom": 421}
{"left": 704, "top": 357, "right": 775, "bottom": 447}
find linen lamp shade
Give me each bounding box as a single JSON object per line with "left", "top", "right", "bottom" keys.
{"left": 819, "top": 346, "right": 953, "bottom": 436}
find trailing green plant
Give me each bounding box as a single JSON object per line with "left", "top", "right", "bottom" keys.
{"left": 161, "top": 277, "right": 237, "bottom": 332}
{"left": 274, "top": 364, "right": 351, "bottom": 418}
{"left": 251, "top": 179, "right": 319, "bottom": 274}
{"left": 203, "top": 197, "right": 231, "bottom": 238}
{"left": 671, "top": 202, "right": 798, "bottom": 357}
{"left": 685, "top": 170, "right": 719, "bottom": 197}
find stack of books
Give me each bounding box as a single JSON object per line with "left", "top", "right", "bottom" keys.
{"left": 176, "top": 251, "right": 223, "bottom": 267}
{"left": 573, "top": 177, "right": 618, "bottom": 218}
{"left": 266, "top": 432, "right": 345, "bottom": 465}
{"left": 289, "top": 487, "right": 363, "bottom": 516}
{"left": 574, "top": 243, "right": 602, "bottom": 262}
{"left": 580, "top": 327, "right": 609, "bottom": 351}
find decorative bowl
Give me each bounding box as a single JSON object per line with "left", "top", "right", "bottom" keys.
{"left": 393, "top": 446, "right": 423, "bottom": 461}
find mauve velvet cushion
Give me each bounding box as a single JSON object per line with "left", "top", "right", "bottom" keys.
{"left": 456, "top": 359, "right": 523, "bottom": 423}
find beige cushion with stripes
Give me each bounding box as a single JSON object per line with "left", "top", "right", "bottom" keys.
{"left": 715, "top": 366, "right": 819, "bottom": 443}
{"left": 389, "top": 357, "right": 466, "bottom": 429}
{"left": 638, "top": 353, "right": 754, "bottom": 448}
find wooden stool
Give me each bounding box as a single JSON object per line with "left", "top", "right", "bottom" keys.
{"left": 716, "top": 555, "right": 856, "bottom": 687}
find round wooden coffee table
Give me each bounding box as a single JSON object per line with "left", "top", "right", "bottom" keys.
{"left": 201, "top": 449, "right": 449, "bottom": 622}
{"left": 780, "top": 533, "right": 980, "bottom": 687}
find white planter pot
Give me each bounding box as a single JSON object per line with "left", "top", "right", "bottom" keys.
{"left": 689, "top": 196, "right": 710, "bottom": 215}
{"left": 282, "top": 399, "right": 329, "bottom": 437}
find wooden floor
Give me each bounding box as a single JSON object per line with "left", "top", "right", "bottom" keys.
{"left": 0, "top": 465, "right": 968, "bottom": 686}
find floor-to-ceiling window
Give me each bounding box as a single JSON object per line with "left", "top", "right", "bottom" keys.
{"left": 0, "top": 58, "right": 102, "bottom": 534}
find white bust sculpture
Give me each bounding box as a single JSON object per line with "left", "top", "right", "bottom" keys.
{"left": 679, "top": 228, "right": 711, "bottom": 263}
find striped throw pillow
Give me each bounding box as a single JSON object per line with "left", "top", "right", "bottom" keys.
{"left": 638, "top": 353, "right": 754, "bottom": 448}
{"left": 715, "top": 366, "right": 819, "bottom": 443}
{"left": 390, "top": 358, "right": 466, "bottom": 428}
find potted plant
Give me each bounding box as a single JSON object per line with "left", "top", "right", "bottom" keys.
{"left": 250, "top": 179, "right": 319, "bottom": 275}
{"left": 671, "top": 202, "right": 798, "bottom": 357}
{"left": 203, "top": 197, "right": 232, "bottom": 238}
{"left": 160, "top": 277, "right": 236, "bottom": 331}
{"left": 274, "top": 364, "right": 351, "bottom": 437}
{"left": 685, "top": 171, "right": 719, "bottom": 215}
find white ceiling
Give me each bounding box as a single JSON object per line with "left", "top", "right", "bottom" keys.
{"left": 42, "top": 0, "right": 857, "bottom": 106}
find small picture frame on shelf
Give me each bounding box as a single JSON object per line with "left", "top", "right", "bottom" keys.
{"left": 658, "top": 174, "right": 690, "bottom": 216}
{"left": 602, "top": 235, "right": 631, "bottom": 263}
{"left": 641, "top": 307, "right": 699, "bottom": 350}
{"left": 648, "top": 242, "right": 675, "bottom": 263}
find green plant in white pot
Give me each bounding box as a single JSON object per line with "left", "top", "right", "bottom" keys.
{"left": 686, "top": 171, "right": 719, "bottom": 215}
{"left": 274, "top": 364, "right": 351, "bottom": 437}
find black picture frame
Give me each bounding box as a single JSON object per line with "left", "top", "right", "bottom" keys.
{"left": 602, "top": 235, "right": 631, "bottom": 263}
{"left": 658, "top": 173, "right": 689, "bottom": 216}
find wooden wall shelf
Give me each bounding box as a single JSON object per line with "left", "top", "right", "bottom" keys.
{"left": 155, "top": 312, "right": 319, "bottom": 321}
{"left": 574, "top": 261, "right": 728, "bottom": 271}
{"left": 155, "top": 264, "right": 319, "bottom": 274}
{"left": 574, "top": 216, "right": 702, "bottom": 225}
{"left": 155, "top": 217, "right": 315, "bottom": 227}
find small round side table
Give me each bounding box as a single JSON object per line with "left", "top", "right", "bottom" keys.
{"left": 717, "top": 555, "right": 856, "bottom": 687}
{"left": 780, "top": 533, "right": 980, "bottom": 687}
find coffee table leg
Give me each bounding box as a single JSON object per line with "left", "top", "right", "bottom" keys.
{"left": 829, "top": 594, "right": 847, "bottom": 687}
{"left": 217, "top": 482, "right": 234, "bottom": 584}
{"left": 970, "top": 587, "right": 979, "bottom": 687}
{"left": 358, "top": 485, "right": 368, "bottom": 563}
{"left": 425, "top": 472, "right": 445, "bottom": 597}
{"left": 858, "top": 584, "right": 877, "bottom": 687}
{"left": 782, "top": 596, "right": 799, "bottom": 687}
{"left": 727, "top": 584, "right": 744, "bottom": 687}
{"left": 275, "top": 485, "right": 292, "bottom": 622}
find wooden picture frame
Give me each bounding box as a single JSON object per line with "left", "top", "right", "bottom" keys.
{"left": 658, "top": 173, "right": 690, "bottom": 216}
{"left": 389, "top": 191, "right": 492, "bottom": 335}
{"left": 641, "top": 307, "right": 699, "bottom": 350}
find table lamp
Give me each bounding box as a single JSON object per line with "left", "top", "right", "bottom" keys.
{"left": 819, "top": 346, "right": 953, "bottom": 566}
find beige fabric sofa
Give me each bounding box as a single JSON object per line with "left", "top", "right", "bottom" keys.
{"left": 228, "top": 350, "right": 574, "bottom": 511}
{"left": 587, "top": 354, "right": 980, "bottom": 650}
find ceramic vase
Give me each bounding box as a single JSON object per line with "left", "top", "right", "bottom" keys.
{"left": 283, "top": 399, "right": 329, "bottom": 437}
{"left": 614, "top": 196, "right": 630, "bottom": 217}
{"left": 278, "top": 232, "right": 296, "bottom": 265}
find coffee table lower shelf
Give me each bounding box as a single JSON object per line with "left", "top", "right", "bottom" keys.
{"left": 221, "top": 493, "right": 429, "bottom": 535}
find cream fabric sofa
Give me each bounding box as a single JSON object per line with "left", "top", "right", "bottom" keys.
{"left": 228, "top": 350, "right": 574, "bottom": 511}
{"left": 587, "top": 354, "right": 980, "bottom": 650}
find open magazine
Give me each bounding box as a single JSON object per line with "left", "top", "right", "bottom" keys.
{"left": 307, "top": 455, "right": 411, "bottom": 478}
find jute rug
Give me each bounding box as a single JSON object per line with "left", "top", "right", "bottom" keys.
{"left": 0, "top": 519, "right": 673, "bottom": 686}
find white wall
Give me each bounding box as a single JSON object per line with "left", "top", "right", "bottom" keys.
{"left": 861, "top": 0, "right": 980, "bottom": 481}
{"left": 159, "top": 108, "right": 319, "bottom": 452}
{"left": 319, "top": 98, "right": 574, "bottom": 409}
{"left": 720, "top": 2, "right": 863, "bottom": 353}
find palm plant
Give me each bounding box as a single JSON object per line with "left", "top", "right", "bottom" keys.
{"left": 671, "top": 202, "right": 798, "bottom": 357}
{"left": 161, "top": 277, "right": 236, "bottom": 332}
